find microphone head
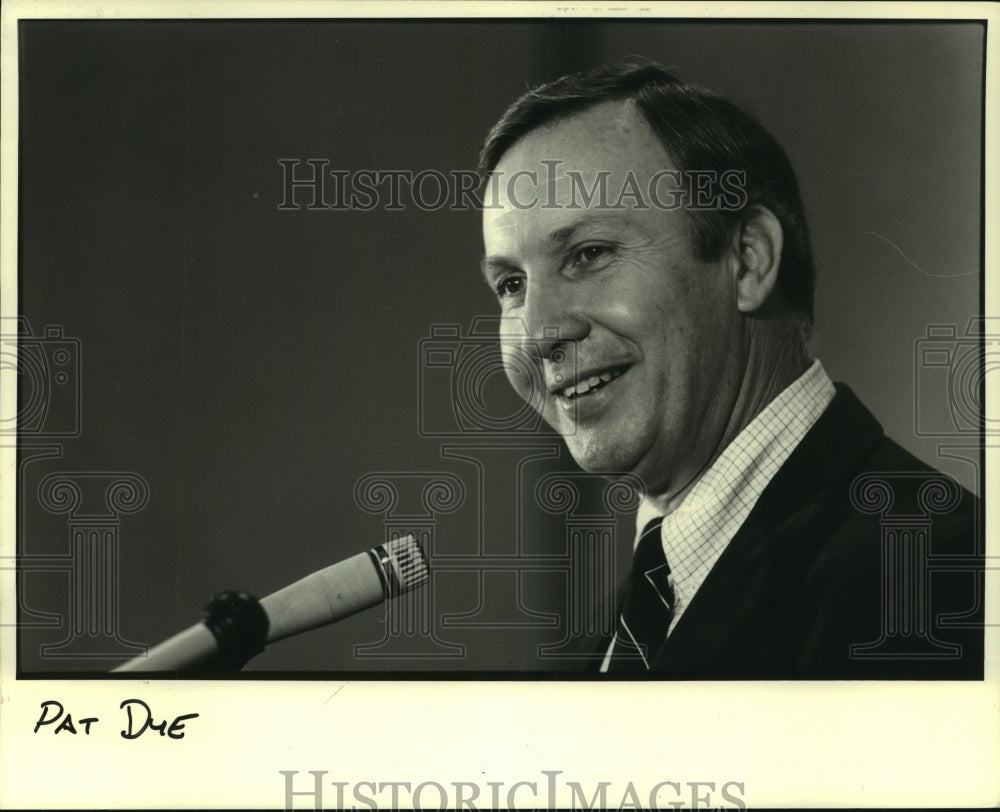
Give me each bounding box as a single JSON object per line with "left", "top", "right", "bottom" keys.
{"left": 369, "top": 534, "right": 429, "bottom": 599}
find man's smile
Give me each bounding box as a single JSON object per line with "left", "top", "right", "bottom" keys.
{"left": 547, "top": 365, "right": 633, "bottom": 420}
{"left": 552, "top": 364, "right": 629, "bottom": 400}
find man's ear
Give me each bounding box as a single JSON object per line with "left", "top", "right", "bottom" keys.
{"left": 732, "top": 205, "right": 783, "bottom": 314}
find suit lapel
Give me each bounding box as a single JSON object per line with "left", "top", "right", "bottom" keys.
{"left": 647, "top": 385, "right": 886, "bottom": 675}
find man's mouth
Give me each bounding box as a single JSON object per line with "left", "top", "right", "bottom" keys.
{"left": 557, "top": 366, "right": 627, "bottom": 399}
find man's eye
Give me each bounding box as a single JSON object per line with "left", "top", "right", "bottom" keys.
{"left": 575, "top": 245, "right": 611, "bottom": 264}
{"left": 496, "top": 276, "right": 524, "bottom": 298}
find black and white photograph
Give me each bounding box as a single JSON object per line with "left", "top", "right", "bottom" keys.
{"left": 1, "top": 2, "right": 996, "bottom": 809}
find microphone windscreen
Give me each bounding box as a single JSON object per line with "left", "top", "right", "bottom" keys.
{"left": 261, "top": 534, "right": 428, "bottom": 643}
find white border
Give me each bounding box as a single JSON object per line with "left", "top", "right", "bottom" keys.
{"left": 1, "top": 2, "right": 997, "bottom": 809}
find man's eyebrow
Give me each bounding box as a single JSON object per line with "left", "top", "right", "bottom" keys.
{"left": 546, "top": 214, "right": 631, "bottom": 246}
{"left": 479, "top": 254, "right": 519, "bottom": 283}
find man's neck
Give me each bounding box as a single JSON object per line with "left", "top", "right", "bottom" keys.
{"left": 726, "top": 315, "right": 812, "bottom": 439}
{"left": 645, "top": 315, "right": 811, "bottom": 516}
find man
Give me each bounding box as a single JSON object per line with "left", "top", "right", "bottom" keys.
{"left": 478, "top": 60, "right": 982, "bottom": 678}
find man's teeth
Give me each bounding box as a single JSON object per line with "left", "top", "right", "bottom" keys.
{"left": 561, "top": 369, "right": 623, "bottom": 399}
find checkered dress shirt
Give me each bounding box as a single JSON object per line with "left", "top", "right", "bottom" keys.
{"left": 601, "top": 360, "right": 836, "bottom": 671}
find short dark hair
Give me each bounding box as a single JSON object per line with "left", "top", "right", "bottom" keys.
{"left": 477, "top": 58, "right": 816, "bottom": 321}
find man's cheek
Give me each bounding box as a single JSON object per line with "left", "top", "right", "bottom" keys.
{"left": 500, "top": 354, "right": 539, "bottom": 405}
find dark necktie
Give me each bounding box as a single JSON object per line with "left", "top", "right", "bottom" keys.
{"left": 607, "top": 516, "right": 674, "bottom": 672}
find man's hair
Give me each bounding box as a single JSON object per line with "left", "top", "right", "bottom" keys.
{"left": 477, "top": 58, "right": 816, "bottom": 321}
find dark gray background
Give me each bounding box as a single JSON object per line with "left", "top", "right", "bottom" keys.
{"left": 14, "top": 20, "right": 983, "bottom": 673}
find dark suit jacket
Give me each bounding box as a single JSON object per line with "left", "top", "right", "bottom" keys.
{"left": 578, "top": 384, "right": 984, "bottom": 679}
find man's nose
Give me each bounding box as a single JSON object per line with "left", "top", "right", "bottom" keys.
{"left": 521, "top": 276, "right": 589, "bottom": 362}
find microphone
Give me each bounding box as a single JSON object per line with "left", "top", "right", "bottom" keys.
{"left": 112, "top": 534, "right": 429, "bottom": 673}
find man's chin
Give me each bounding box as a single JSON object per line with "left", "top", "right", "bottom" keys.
{"left": 562, "top": 435, "right": 643, "bottom": 478}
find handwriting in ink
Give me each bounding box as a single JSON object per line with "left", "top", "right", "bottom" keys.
{"left": 33, "top": 700, "right": 98, "bottom": 735}
{"left": 120, "top": 698, "right": 199, "bottom": 739}
{"left": 32, "top": 699, "right": 199, "bottom": 740}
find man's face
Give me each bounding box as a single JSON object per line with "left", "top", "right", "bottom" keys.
{"left": 481, "top": 100, "right": 748, "bottom": 498}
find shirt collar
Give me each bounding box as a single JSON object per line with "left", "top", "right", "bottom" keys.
{"left": 634, "top": 359, "right": 836, "bottom": 549}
